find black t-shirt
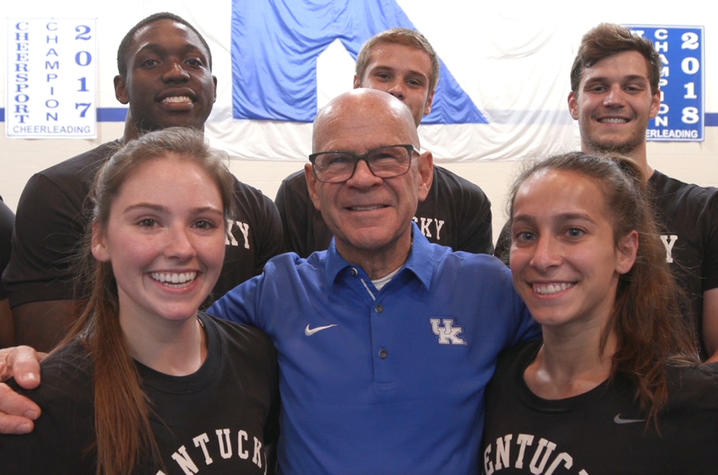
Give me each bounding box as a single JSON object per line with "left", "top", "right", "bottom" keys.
{"left": 0, "top": 196, "right": 14, "bottom": 299}
{"left": 2, "top": 141, "right": 284, "bottom": 307}
{"left": 482, "top": 340, "right": 718, "bottom": 475}
{"left": 494, "top": 170, "right": 718, "bottom": 356}
{"left": 275, "top": 165, "right": 493, "bottom": 257}
{"left": 0, "top": 312, "right": 279, "bottom": 474}
{"left": 649, "top": 170, "right": 718, "bottom": 353}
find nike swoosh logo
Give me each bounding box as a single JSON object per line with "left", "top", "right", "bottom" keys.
{"left": 304, "top": 323, "right": 338, "bottom": 336}
{"left": 613, "top": 413, "right": 645, "bottom": 424}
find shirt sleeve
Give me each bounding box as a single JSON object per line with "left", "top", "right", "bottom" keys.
{"left": 208, "top": 275, "right": 264, "bottom": 329}
{"left": 0, "top": 199, "right": 14, "bottom": 299}
{"left": 2, "top": 173, "right": 87, "bottom": 306}
{"left": 253, "top": 191, "right": 286, "bottom": 274}
{"left": 428, "top": 167, "right": 493, "bottom": 254}
{"left": 275, "top": 171, "right": 315, "bottom": 257}
{"left": 214, "top": 180, "right": 285, "bottom": 299}
{"left": 701, "top": 192, "right": 718, "bottom": 291}
{"left": 456, "top": 183, "right": 493, "bottom": 254}
{"left": 0, "top": 361, "right": 94, "bottom": 474}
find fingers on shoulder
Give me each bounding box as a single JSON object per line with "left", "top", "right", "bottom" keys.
{"left": 0, "top": 382, "right": 40, "bottom": 434}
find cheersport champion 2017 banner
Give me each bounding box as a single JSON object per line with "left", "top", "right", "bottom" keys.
{"left": 6, "top": 18, "right": 97, "bottom": 139}
{"left": 628, "top": 25, "right": 704, "bottom": 142}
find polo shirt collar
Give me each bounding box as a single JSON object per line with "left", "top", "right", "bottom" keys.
{"left": 324, "top": 222, "right": 434, "bottom": 290}
{"left": 402, "top": 222, "right": 435, "bottom": 290}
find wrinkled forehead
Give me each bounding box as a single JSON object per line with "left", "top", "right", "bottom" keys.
{"left": 313, "top": 94, "right": 418, "bottom": 152}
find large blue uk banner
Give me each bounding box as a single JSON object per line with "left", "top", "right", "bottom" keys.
{"left": 230, "top": 0, "right": 487, "bottom": 124}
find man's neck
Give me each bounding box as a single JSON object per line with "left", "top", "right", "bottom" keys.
{"left": 120, "top": 119, "right": 206, "bottom": 143}
{"left": 335, "top": 233, "right": 412, "bottom": 281}
{"left": 121, "top": 119, "right": 141, "bottom": 143}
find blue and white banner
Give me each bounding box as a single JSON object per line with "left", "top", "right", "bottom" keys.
{"left": 1, "top": 1, "right": 716, "bottom": 160}
{"left": 5, "top": 18, "right": 97, "bottom": 138}
{"left": 231, "top": 0, "right": 485, "bottom": 125}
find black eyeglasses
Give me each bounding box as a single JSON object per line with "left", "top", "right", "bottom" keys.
{"left": 308, "top": 144, "right": 418, "bottom": 184}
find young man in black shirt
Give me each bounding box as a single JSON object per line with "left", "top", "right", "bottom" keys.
{"left": 275, "top": 28, "right": 492, "bottom": 257}
{"left": 2, "top": 13, "right": 283, "bottom": 351}
{"left": 494, "top": 23, "right": 718, "bottom": 360}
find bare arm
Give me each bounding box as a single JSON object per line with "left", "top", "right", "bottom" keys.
{"left": 0, "top": 345, "right": 44, "bottom": 434}
{"left": 702, "top": 288, "right": 718, "bottom": 362}
{"left": 12, "top": 300, "right": 80, "bottom": 353}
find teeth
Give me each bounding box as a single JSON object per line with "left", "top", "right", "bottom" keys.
{"left": 162, "top": 96, "right": 191, "bottom": 103}
{"left": 151, "top": 272, "right": 197, "bottom": 286}
{"left": 599, "top": 117, "right": 628, "bottom": 123}
{"left": 533, "top": 282, "right": 574, "bottom": 295}
{"left": 350, "top": 205, "right": 382, "bottom": 211}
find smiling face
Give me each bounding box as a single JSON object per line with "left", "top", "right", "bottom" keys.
{"left": 114, "top": 19, "right": 217, "bottom": 135}
{"left": 509, "top": 169, "right": 636, "bottom": 331}
{"left": 305, "top": 90, "right": 432, "bottom": 276}
{"left": 568, "top": 50, "right": 660, "bottom": 160}
{"left": 354, "top": 42, "right": 435, "bottom": 126}
{"left": 92, "top": 155, "right": 226, "bottom": 327}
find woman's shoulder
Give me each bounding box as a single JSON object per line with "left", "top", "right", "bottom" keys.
{"left": 1, "top": 339, "right": 95, "bottom": 474}
{"left": 43, "top": 338, "right": 92, "bottom": 368}
{"left": 199, "top": 312, "right": 275, "bottom": 358}
{"left": 11, "top": 339, "right": 93, "bottom": 403}
{"left": 497, "top": 339, "right": 541, "bottom": 367}
{"left": 489, "top": 339, "right": 541, "bottom": 392}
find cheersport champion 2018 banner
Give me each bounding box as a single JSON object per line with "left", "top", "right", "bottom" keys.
{"left": 628, "top": 25, "right": 705, "bottom": 142}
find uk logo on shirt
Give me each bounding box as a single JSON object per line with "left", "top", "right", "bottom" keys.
{"left": 430, "top": 318, "right": 467, "bottom": 345}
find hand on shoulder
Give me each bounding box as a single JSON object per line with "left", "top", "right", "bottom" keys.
{"left": 0, "top": 345, "right": 44, "bottom": 434}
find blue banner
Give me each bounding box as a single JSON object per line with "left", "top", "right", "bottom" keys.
{"left": 628, "top": 25, "right": 704, "bottom": 142}
{"left": 230, "top": 0, "right": 487, "bottom": 124}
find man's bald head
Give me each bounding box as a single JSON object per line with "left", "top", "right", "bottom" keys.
{"left": 312, "top": 89, "right": 419, "bottom": 153}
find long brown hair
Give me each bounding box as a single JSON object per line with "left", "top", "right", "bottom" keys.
{"left": 56, "top": 127, "right": 235, "bottom": 474}
{"left": 508, "top": 152, "right": 699, "bottom": 426}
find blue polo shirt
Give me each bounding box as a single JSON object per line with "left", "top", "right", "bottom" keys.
{"left": 210, "top": 224, "right": 538, "bottom": 474}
